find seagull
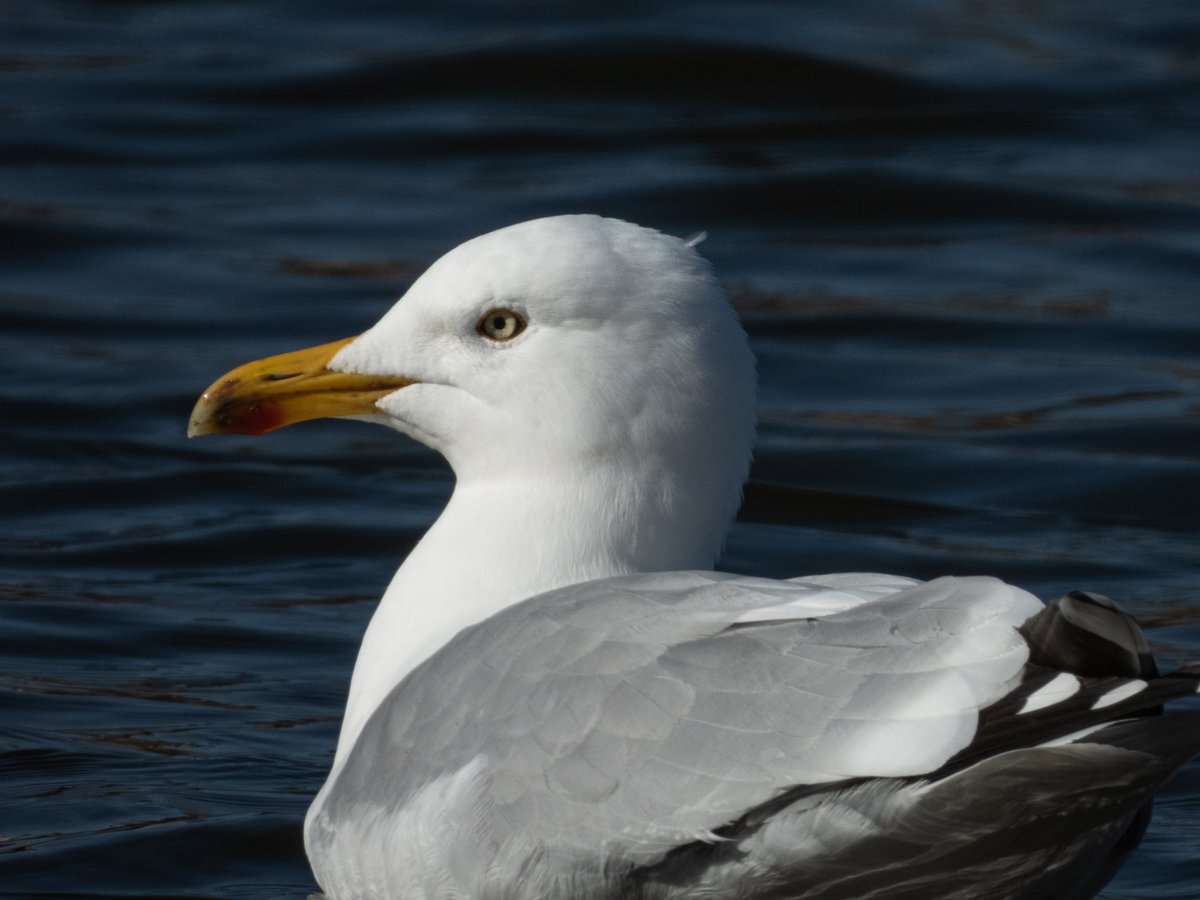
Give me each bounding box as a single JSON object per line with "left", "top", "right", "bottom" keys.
{"left": 189, "top": 215, "right": 1200, "bottom": 900}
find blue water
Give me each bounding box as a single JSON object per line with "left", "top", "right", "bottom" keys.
{"left": 3, "top": 1, "right": 1199, "bottom": 897}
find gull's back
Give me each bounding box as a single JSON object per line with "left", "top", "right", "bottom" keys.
{"left": 305, "top": 571, "right": 1200, "bottom": 900}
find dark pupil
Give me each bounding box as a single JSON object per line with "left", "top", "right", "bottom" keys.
{"left": 492, "top": 316, "right": 506, "bottom": 331}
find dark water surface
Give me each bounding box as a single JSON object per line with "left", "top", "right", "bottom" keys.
{"left": 3, "top": 1, "right": 1200, "bottom": 897}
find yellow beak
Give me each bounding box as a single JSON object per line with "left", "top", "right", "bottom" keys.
{"left": 188, "top": 336, "right": 415, "bottom": 437}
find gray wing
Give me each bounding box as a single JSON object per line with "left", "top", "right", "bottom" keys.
{"left": 312, "top": 572, "right": 1039, "bottom": 863}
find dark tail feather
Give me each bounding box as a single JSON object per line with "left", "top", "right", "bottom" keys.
{"left": 1020, "top": 591, "right": 1199, "bottom": 898}
{"left": 1020, "top": 590, "right": 1158, "bottom": 679}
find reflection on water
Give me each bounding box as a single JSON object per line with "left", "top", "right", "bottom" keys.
{"left": 2, "top": 1, "right": 1198, "bottom": 897}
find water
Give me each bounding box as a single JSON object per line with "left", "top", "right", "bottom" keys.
{"left": 2, "top": 1, "right": 1199, "bottom": 896}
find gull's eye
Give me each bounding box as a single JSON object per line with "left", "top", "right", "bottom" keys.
{"left": 476, "top": 308, "right": 527, "bottom": 342}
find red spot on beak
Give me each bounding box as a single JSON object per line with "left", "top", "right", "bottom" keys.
{"left": 215, "top": 398, "right": 286, "bottom": 435}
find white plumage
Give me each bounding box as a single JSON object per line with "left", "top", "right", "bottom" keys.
{"left": 190, "top": 215, "right": 1200, "bottom": 900}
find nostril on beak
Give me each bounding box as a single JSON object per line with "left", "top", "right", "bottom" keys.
{"left": 262, "top": 372, "right": 301, "bottom": 382}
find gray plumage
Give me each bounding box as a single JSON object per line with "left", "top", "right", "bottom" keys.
{"left": 306, "top": 572, "right": 1200, "bottom": 899}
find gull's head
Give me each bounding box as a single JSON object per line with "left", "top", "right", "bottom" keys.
{"left": 191, "top": 215, "right": 756, "bottom": 542}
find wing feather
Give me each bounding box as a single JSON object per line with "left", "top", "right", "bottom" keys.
{"left": 315, "top": 572, "right": 1039, "bottom": 867}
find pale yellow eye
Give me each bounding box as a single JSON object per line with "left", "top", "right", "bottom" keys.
{"left": 476, "top": 308, "right": 527, "bottom": 342}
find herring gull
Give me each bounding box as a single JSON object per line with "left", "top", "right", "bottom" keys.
{"left": 189, "top": 215, "right": 1200, "bottom": 899}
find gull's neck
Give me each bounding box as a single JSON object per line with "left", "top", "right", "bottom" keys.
{"left": 332, "top": 463, "right": 723, "bottom": 766}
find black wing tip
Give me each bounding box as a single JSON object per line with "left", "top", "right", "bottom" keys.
{"left": 1021, "top": 590, "right": 1159, "bottom": 679}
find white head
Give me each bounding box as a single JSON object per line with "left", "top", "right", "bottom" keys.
{"left": 191, "top": 215, "right": 759, "bottom": 759}
{"left": 192, "top": 214, "right": 757, "bottom": 573}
